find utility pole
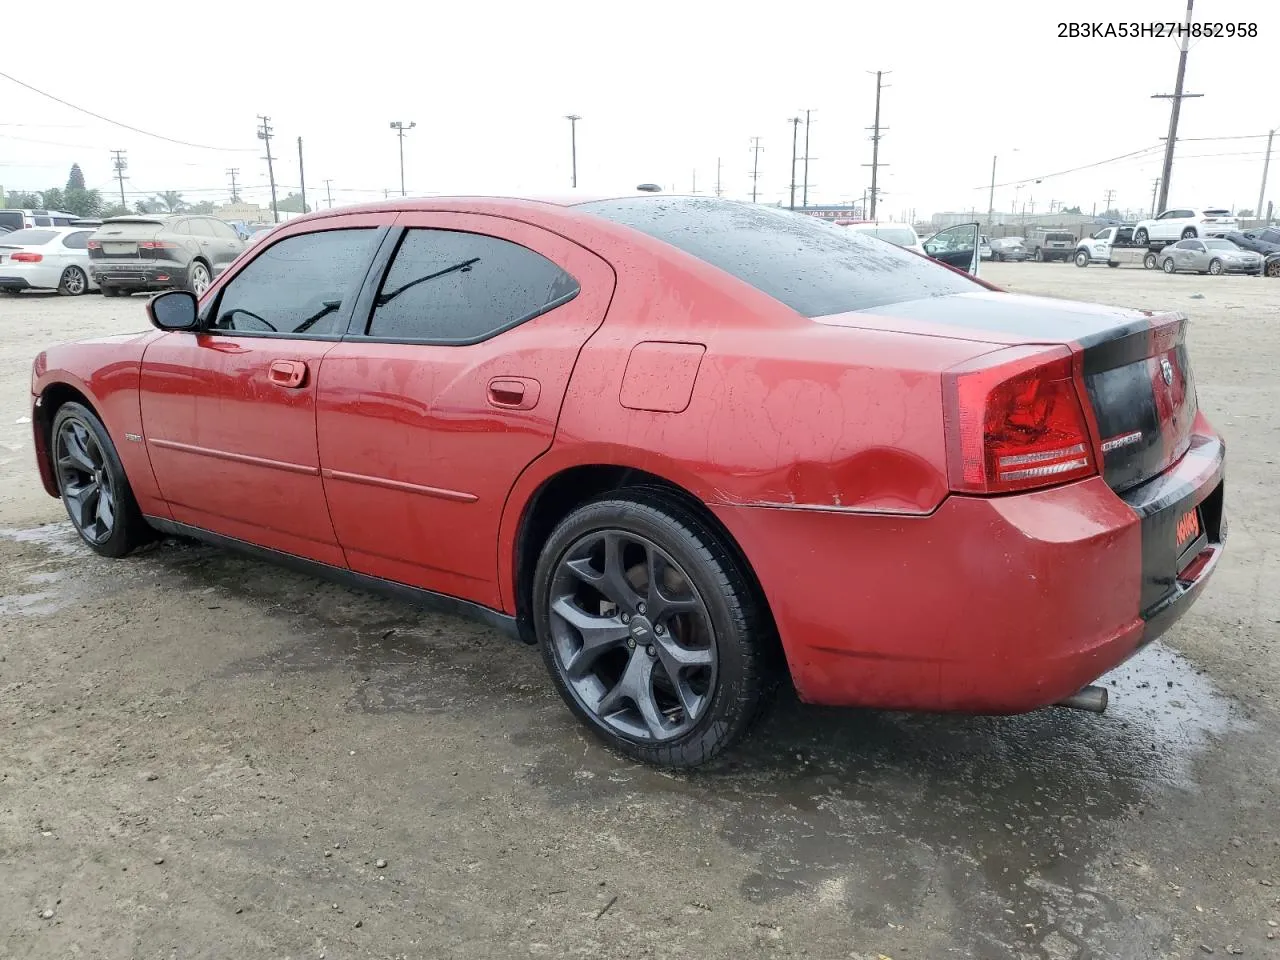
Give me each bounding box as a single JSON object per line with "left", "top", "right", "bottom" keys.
{"left": 389, "top": 121, "right": 415, "bottom": 197}
{"left": 801, "top": 109, "right": 814, "bottom": 208}
{"left": 225, "top": 167, "right": 240, "bottom": 204}
{"left": 986, "top": 155, "right": 997, "bottom": 228}
{"left": 749, "top": 137, "right": 762, "bottom": 202}
{"left": 257, "top": 115, "right": 279, "bottom": 223}
{"left": 1103, "top": 188, "right": 1116, "bottom": 213}
{"left": 1150, "top": 178, "right": 1161, "bottom": 217}
{"left": 565, "top": 115, "right": 581, "bottom": 188}
{"left": 1152, "top": 0, "right": 1202, "bottom": 216}
{"left": 864, "top": 71, "right": 891, "bottom": 220}
{"left": 715, "top": 157, "right": 722, "bottom": 198}
{"left": 1257, "top": 129, "right": 1274, "bottom": 222}
{"left": 110, "top": 150, "right": 128, "bottom": 209}
{"left": 788, "top": 117, "right": 801, "bottom": 210}
{"left": 691, "top": 169, "right": 698, "bottom": 194}
{"left": 297, "top": 137, "right": 307, "bottom": 214}
{"left": 323, "top": 179, "right": 334, "bottom": 209}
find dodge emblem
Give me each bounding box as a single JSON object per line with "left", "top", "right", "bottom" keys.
{"left": 1160, "top": 358, "right": 1173, "bottom": 386}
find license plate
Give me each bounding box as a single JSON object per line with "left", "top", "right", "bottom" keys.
{"left": 1176, "top": 508, "right": 1201, "bottom": 549}
{"left": 103, "top": 242, "right": 137, "bottom": 255}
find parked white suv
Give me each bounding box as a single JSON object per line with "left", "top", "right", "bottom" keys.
{"left": 1133, "top": 207, "right": 1238, "bottom": 244}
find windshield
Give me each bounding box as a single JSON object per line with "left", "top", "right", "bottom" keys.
{"left": 0, "top": 229, "right": 56, "bottom": 246}
{"left": 578, "top": 197, "right": 976, "bottom": 317}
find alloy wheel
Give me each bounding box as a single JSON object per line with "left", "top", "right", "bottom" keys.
{"left": 191, "top": 264, "right": 211, "bottom": 297}
{"left": 55, "top": 419, "right": 116, "bottom": 544}
{"left": 547, "top": 530, "right": 717, "bottom": 742}
{"left": 62, "top": 267, "right": 86, "bottom": 295}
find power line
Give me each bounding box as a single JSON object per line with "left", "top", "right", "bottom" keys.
{"left": 0, "top": 69, "right": 255, "bottom": 153}
{"left": 976, "top": 144, "right": 1163, "bottom": 190}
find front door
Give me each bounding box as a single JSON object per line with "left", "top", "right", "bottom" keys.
{"left": 924, "top": 222, "right": 980, "bottom": 276}
{"left": 316, "top": 212, "right": 616, "bottom": 608}
{"left": 139, "top": 222, "right": 386, "bottom": 565}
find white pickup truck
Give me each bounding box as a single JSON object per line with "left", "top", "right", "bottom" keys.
{"left": 1074, "top": 225, "right": 1166, "bottom": 270}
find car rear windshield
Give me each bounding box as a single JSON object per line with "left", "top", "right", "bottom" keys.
{"left": 96, "top": 219, "right": 168, "bottom": 237}
{"left": 1203, "top": 209, "right": 1232, "bottom": 217}
{"left": 0, "top": 211, "right": 23, "bottom": 232}
{"left": 576, "top": 197, "right": 975, "bottom": 316}
{"left": 0, "top": 229, "right": 56, "bottom": 245}
{"left": 1046, "top": 232, "right": 1074, "bottom": 242}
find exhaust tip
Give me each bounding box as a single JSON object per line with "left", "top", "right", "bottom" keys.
{"left": 1055, "top": 684, "right": 1109, "bottom": 713}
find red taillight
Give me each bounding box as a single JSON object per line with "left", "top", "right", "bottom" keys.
{"left": 86, "top": 240, "right": 102, "bottom": 249}
{"left": 943, "top": 345, "right": 1097, "bottom": 494}
{"left": 11, "top": 252, "right": 43, "bottom": 263}
{"left": 139, "top": 240, "right": 179, "bottom": 250}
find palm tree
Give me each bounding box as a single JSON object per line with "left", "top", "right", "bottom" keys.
{"left": 153, "top": 191, "right": 187, "bottom": 213}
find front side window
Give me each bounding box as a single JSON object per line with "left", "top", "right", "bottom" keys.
{"left": 211, "top": 228, "right": 379, "bottom": 336}
{"left": 208, "top": 219, "right": 239, "bottom": 240}
{"left": 366, "top": 229, "right": 580, "bottom": 343}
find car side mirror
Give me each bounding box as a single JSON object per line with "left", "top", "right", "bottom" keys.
{"left": 147, "top": 290, "right": 199, "bottom": 331}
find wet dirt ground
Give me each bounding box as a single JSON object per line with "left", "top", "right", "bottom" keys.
{"left": 1, "top": 263, "right": 1278, "bottom": 959}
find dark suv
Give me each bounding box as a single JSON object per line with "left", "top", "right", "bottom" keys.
{"left": 87, "top": 215, "right": 246, "bottom": 297}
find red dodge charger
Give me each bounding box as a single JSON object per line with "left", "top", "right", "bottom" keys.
{"left": 30, "top": 196, "right": 1225, "bottom": 767}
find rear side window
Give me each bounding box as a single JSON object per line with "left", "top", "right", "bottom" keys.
{"left": 366, "top": 229, "right": 580, "bottom": 343}
{"left": 33, "top": 216, "right": 52, "bottom": 227}
{"left": 578, "top": 197, "right": 975, "bottom": 317}
{"left": 0, "top": 229, "right": 57, "bottom": 245}
{"left": 1046, "top": 232, "right": 1074, "bottom": 242}
{"left": 211, "top": 228, "right": 379, "bottom": 337}
{"left": 62, "top": 231, "right": 92, "bottom": 249}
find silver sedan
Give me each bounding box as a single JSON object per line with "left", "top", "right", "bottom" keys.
{"left": 1160, "top": 238, "right": 1261, "bottom": 275}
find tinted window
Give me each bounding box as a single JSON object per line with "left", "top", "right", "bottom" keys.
{"left": 0, "top": 211, "right": 22, "bottom": 232}
{"left": 170, "top": 220, "right": 191, "bottom": 236}
{"left": 367, "top": 229, "right": 580, "bottom": 343}
{"left": 1203, "top": 240, "right": 1233, "bottom": 250}
{"left": 0, "top": 229, "right": 57, "bottom": 245}
{"left": 188, "top": 219, "right": 217, "bottom": 237}
{"left": 62, "top": 231, "right": 92, "bottom": 249}
{"left": 212, "top": 228, "right": 379, "bottom": 337}
{"left": 208, "top": 219, "right": 239, "bottom": 240}
{"left": 579, "top": 197, "right": 974, "bottom": 317}
{"left": 33, "top": 216, "right": 52, "bottom": 226}
{"left": 1188, "top": 241, "right": 1205, "bottom": 251}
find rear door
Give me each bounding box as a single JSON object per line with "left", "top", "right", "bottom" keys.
{"left": 315, "top": 213, "right": 616, "bottom": 608}
{"left": 139, "top": 217, "right": 387, "bottom": 565}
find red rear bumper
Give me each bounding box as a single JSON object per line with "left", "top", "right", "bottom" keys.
{"left": 712, "top": 430, "right": 1224, "bottom": 713}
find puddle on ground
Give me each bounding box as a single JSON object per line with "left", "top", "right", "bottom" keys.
{"left": 522, "top": 641, "right": 1245, "bottom": 959}
{"left": 0, "top": 522, "right": 95, "bottom": 615}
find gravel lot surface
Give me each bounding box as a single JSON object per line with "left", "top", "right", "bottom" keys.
{"left": 2, "top": 263, "right": 1277, "bottom": 959}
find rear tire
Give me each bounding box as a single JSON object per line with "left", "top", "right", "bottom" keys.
{"left": 1181, "top": 227, "right": 1197, "bottom": 240}
{"left": 58, "top": 266, "right": 88, "bottom": 297}
{"left": 1267, "top": 260, "right": 1280, "bottom": 278}
{"left": 1143, "top": 252, "right": 1158, "bottom": 270}
{"left": 1134, "top": 228, "right": 1149, "bottom": 245}
{"left": 533, "top": 491, "right": 776, "bottom": 768}
{"left": 1207, "top": 258, "right": 1224, "bottom": 276}
{"left": 1107, "top": 261, "right": 1120, "bottom": 268}
{"left": 187, "top": 261, "right": 211, "bottom": 297}
{"left": 50, "top": 402, "right": 153, "bottom": 558}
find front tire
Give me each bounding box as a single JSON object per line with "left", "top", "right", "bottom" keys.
{"left": 1134, "top": 228, "right": 1149, "bottom": 245}
{"left": 1074, "top": 250, "right": 1090, "bottom": 268}
{"left": 533, "top": 492, "right": 775, "bottom": 768}
{"left": 1144, "top": 252, "right": 1158, "bottom": 270}
{"left": 58, "top": 266, "right": 88, "bottom": 296}
{"left": 1207, "top": 259, "right": 1224, "bottom": 276}
{"left": 187, "top": 261, "right": 211, "bottom": 297}
{"left": 1267, "top": 260, "right": 1280, "bottom": 278}
{"left": 1162, "top": 257, "right": 1176, "bottom": 274}
{"left": 50, "top": 402, "right": 152, "bottom": 558}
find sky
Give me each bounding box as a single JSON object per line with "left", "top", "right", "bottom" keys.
{"left": 3, "top": 0, "right": 1278, "bottom": 221}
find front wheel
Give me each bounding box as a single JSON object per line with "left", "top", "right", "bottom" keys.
{"left": 533, "top": 493, "right": 775, "bottom": 768}
{"left": 187, "top": 261, "right": 211, "bottom": 297}
{"left": 50, "top": 402, "right": 153, "bottom": 558}
{"left": 58, "top": 266, "right": 88, "bottom": 296}
{"left": 1162, "top": 257, "right": 1176, "bottom": 274}
{"left": 1074, "top": 250, "right": 1090, "bottom": 268}
{"left": 1207, "top": 259, "right": 1224, "bottom": 276}
{"left": 1266, "top": 259, "right": 1280, "bottom": 278}
{"left": 1134, "top": 228, "right": 1149, "bottom": 245}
